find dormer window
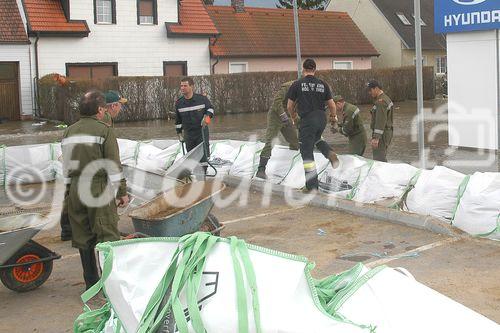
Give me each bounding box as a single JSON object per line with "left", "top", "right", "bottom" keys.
{"left": 95, "top": 0, "right": 116, "bottom": 24}
{"left": 138, "top": 0, "right": 158, "bottom": 25}
{"left": 396, "top": 12, "right": 411, "bottom": 26}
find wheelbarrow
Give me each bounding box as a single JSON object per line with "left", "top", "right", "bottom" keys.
{"left": 0, "top": 214, "right": 60, "bottom": 292}
{"left": 128, "top": 180, "right": 225, "bottom": 237}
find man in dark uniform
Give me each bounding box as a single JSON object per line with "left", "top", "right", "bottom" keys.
{"left": 333, "top": 95, "right": 367, "bottom": 156}
{"left": 256, "top": 81, "right": 299, "bottom": 179}
{"left": 287, "top": 59, "right": 339, "bottom": 191}
{"left": 367, "top": 80, "right": 394, "bottom": 162}
{"left": 175, "top": 77, "right": 214, "bottom": 174}
{"left": 62, "top": 90, "right": 128, "bottom": 290}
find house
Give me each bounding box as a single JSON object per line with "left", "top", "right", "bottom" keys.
{"left": 0, "top": 0, "right": 219, "bottom": 120}
{"left": 0, "top": 0, "right": 32, "bottom": 120}
{"left": 207, "top": 0, "right": 379, "bottom": 74}
{"left": 326, "top": 0, "right": 447, "bottom": 74}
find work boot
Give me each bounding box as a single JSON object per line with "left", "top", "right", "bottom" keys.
{"left": 255, "top": 157, "right": 269, "bottom": 179}
{"left": 60, "top": 212, "right": 72, "bottom": 241}
{"left": 328, "top": 151, "right": 340, "bottom": 169}
{"left": 79, "top": 248, "right": 100, "bottom": 290}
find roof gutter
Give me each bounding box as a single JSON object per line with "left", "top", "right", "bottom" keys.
{"left": 34, "top": 32, "right": 41, "bottom": 117}
{"left": 211, "top": 36, "right": 220, "bottom": 74}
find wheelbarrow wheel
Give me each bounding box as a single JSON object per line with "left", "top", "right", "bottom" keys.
{"left": 0, "top": 241, "right": 53, "bottom": 292}
{"left": 199, "top": 214, "right": 224, "bottom": 236}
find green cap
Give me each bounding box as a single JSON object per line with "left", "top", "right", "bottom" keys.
{"left": 333, "top": 95, "right": 344, "bottom": 102}
{"left": 104, "top": 90, "right": 128, "bottom": 104}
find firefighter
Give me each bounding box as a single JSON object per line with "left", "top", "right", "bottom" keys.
{"left": 256, "top": 81, "right": 299, "bottom": 179}
{"left": 367, "top": 80, "right": 394, "bottom": 162}
{"left": 62, "top": 90, "right": 128, "bottom": 290}
{"left": 333, "top": 95, "right": 367, "bottom": 156}
{"left": 175, "top": 77, "right": 214, "bottom": 174}
{"left": 287, "top": 59, "right": 339, "bottom": 192}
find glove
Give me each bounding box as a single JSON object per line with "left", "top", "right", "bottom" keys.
{"left": 279, "top": 112, "right": 290, "bottom": 124}
{"left": 177, "top": 133, "right": 184, "bottom": 143}
{"left": 330, "top": 122, "right": 339, "bottom": 134}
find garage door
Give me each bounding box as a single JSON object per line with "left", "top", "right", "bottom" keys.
{"left": 0, "top": 62, "right": 20, "bottom": 121}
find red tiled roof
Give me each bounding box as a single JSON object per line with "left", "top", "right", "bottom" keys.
{"left": 167, "top": 0, "right": 219, "bottom": 37}
{"left": 0, "top": 0, "right": 29, "bottom": 44}
{"left": 23, "top": 0, "right": 89, "bottom": 36}
{"left": 207, "top": 6, "right": 379, "bottom": 58}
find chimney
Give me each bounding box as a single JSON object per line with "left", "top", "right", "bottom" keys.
{"left": 231, "top": 0, "right": 245, "bottom": 13}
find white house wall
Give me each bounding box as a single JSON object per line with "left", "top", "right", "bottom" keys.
{"left": 447, "top": 30, "right": 499, "bottom": 150}
{"left": 0, "top": 44, "right": 33, "bottom": 117}
{"left": 33, "top": 0, "right": 211, "bottom": 78}
{"left": 327, "top": 0, "right": 402, "bottom": 68}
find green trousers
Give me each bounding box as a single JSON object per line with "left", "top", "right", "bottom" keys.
{"left": 372, "top": 129, "right": 393, "bottom": 162}
{"left": 260, "top": 113, "right": 299, "bottom": 160}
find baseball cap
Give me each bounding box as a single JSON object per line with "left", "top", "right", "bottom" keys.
{"left": 367, "top": 80, "right": 381, "bottom": 89}
{"left": 333, "top": 95, "right": 344, "bottom": 102}
{"left": 104, "top": 90, "right": 128, "bottom": 104}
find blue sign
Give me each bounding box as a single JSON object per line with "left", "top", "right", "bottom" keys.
{"left": 435, "top": 0, "right": 500, "bottom": 33}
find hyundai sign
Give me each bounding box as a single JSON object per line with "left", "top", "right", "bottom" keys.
{"left": 435, "top": 0, "right": 500, "bottom": 33}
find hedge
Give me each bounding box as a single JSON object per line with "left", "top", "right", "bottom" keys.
{"left": 37, "top": 67, "right": 435, "bottom": 124}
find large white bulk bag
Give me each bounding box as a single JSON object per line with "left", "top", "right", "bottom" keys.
{"left": 330, "top": 265, "right": 499, "bottom": 333}
{"left": 208, "top": 141, "right": 241, "bottom": 176}
{"left": 453, "top": 172, "right": 500, "bottom": 240}
{"left": 353, "top": 162, "right": 419, "bottom": 204}
{"left": 281, "top": 152, "right": 330, "bottom": 189}
{"left": 264, "top": 146, "right": 300, "bottom": 184}
{"left": 404, "top": 166, "right": 466, "bottom": 220}
{"left": 134, "top": 142, "right": 165, "bottom": 174}
{"left": 318, "top": 155, "right": 373, "bottom": 198}
{"left": 1, "top": 143, "right": 59, "bottom": 185}
{"left": 117, "top": 139, "right": 140, "bottom": 167}
{"left": 229, "top": 142, "right": 264, "bottom": 178}
{"left": 76, "top": 235, "right": 367, "bottom": 333}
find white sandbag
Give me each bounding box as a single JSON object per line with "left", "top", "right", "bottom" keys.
{"left": 82, "top": 236, "right": 367, "bottom": 333}
{"left": 134, "top": 142, "right": 166, "bottom": 174}
{"left": 353, "top": 161, "right": 419, "bottom": 204}
{"left": 208, "top": 141, "right": 241, "bottom": 176}
{"left": 264, "top": 146, "right": 301, "bottom": 184}
{"left": 318, "top": 155, "right": 372, "bottom": 198}
{"left": 453, "top": 172, "right": 500, "bottom": 240}
{"left": 229, "top": 141, "right": 265, "bottom": 178}
{"left": 1, "top": 143, "right": 59, "bottom": 185}
{"left": 334, "top": 265, "right": 499, "bottom": 333}
{"left": 281, "top": 152, "right": 330, "bottom": 189}
{"left": 405, "top": 166, "right": 466, "bottom": 220}
{"left": 117, "top": 139, "right": 140, "bottom": 167}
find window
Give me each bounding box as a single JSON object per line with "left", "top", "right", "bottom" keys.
{"left": 413, "top": 56, "right": 428, "bottom": 66}
{"left": 333, "top": 61, "right": 353, "bottom": 70}
{"left": 229, "top": 62, "right": 248, "bottom": 74}
{"left": 138, "top": 0, "right": 157, "bottom": 25}
{"left": 163, "top": 62, "right": 187, "bottom": 77}
{"left": 412, "top": 15, "right": 427, "bottom": 26}
{"left": 436, "top": 56, "right": 447, "bottom": 75}
{"left": 396, "top": 12, "right": 412, "bottom": 26}
{"left": 95, "top": 0, "right": 115, "bottom": 24}
{"left": 66, "top": 63, "right": 118, "bottom": 80}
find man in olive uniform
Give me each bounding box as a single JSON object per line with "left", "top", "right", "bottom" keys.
{"left": 256, "top": 81, "right": 299, "bottom": 179}
{"left": 59, "top": 91, "right": 127, "bottom": 241}
{"left": 367, "top": 80, "right": 394, "bottom": 162}
{"left": 333, "top": 95, "right": 367, "bottom": 156}
{"left": 62, "top": 90, "right": 128, "bottom": 290}
{"left": 103, "top": 90, "right": 128, "bottom": 127}
{"left": 287, "top": 59, "right": 339, "bottom": 191}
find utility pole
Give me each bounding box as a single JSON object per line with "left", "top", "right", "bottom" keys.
{"left": 414, "top": 0, "right": 426, "bottom": 169}
{"left": 293, "top": 0, "right": 302, "bottom": 79}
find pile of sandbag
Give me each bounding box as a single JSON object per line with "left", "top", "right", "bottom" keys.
{"left": 74, "top": 234, "right": 500, "bottom": 333}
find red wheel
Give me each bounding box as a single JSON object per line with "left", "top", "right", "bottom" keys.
{"left": 0, "top": 242, "right": 53, "bottom": 292}
{"left": 12, "top": 254, "right": 44, "bottom": 284}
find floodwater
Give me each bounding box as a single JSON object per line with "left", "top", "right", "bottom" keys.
{"left": 0, "top": 98, "right": 498, "bottom": 174}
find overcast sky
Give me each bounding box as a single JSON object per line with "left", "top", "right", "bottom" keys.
{"left": 213, "top": 0, "right": 276, "bottom": 7}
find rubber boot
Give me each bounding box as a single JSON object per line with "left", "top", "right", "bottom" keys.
{"left": 79, "top": 248, "right": 100, "bottom": 290}
{"left": 255, "top": 157, "right": 269, "bottom": 179}
{"left": 60, "top": 212, "right": 72, "bottom": 241}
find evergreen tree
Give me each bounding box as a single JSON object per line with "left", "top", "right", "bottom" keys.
{"left": 276, "top": 0, "right": 328, "bottom": 10}
{"left": 203, "top": 0, "right": 214, "bottom": 5}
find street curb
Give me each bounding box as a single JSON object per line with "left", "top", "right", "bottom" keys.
{"left": 220, "top": 175, "right": 465, "bottom": 237}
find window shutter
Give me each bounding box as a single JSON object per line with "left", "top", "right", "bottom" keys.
{"left": 140, "top": 0, "right": 153, "bottom": 16}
